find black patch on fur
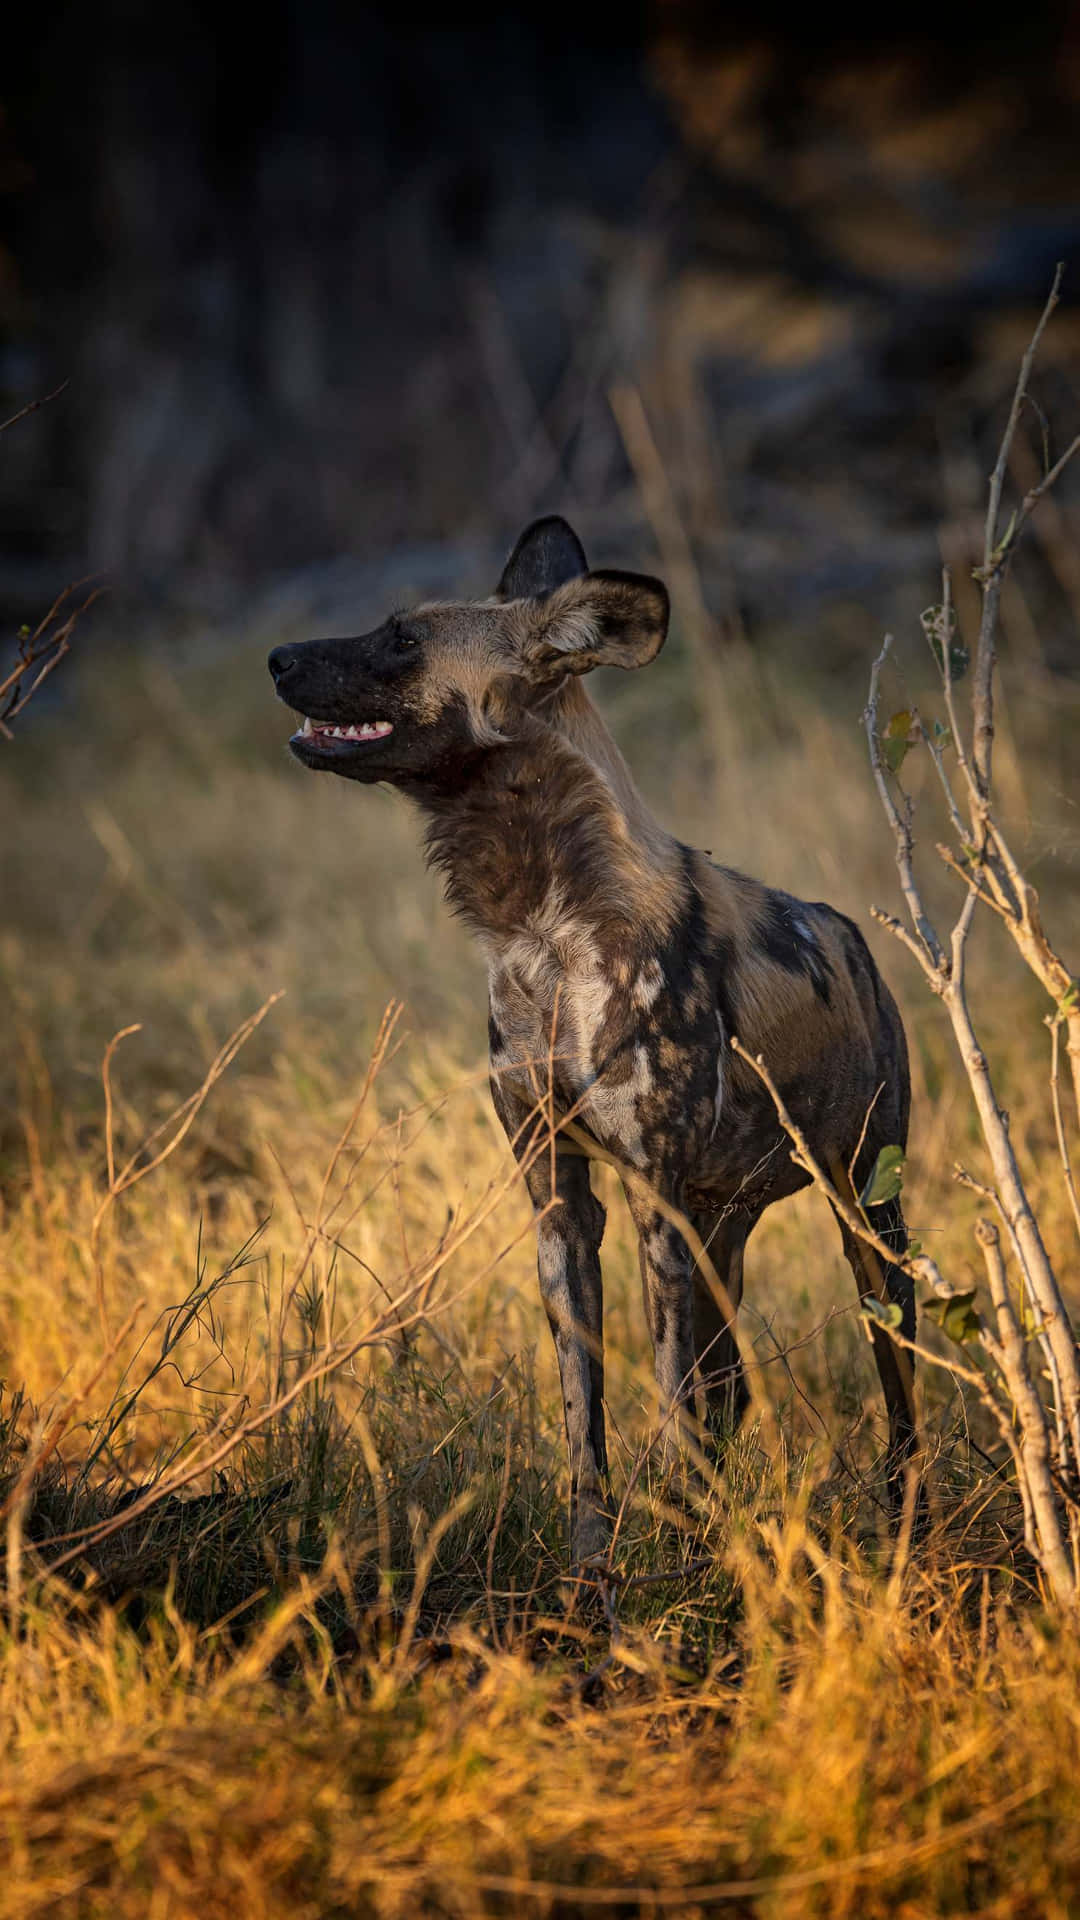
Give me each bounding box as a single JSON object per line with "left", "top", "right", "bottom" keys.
{"left": 826, "top": 907, "right": 884, "bottom": 1012}
{"left": 488, "top": 1009, "right": 504, "bottom": 1056}
{"left": 875, "top": 1196, "right": 909, "bottom": 1262}
{"left": 758, "top": 892, "right": 832, "bottom": 1007}
{"left": 661, "top": 849, "right": 740, "bottom": 1043}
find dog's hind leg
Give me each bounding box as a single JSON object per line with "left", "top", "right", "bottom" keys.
{"left": 830, "top": 1157, "right": 919, "bottom": 1519}
{"left": 692, "top": 1209, "right": 754, "bottom": 1441}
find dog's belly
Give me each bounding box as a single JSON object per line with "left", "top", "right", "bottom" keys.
{"left": 688, "top": 1138, "right": 811, "bottom": 1219}
{"left": 688, "top": 1053, "right": 875, "bottom": 1218}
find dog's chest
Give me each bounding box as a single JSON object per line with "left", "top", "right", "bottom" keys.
{"left": 486, "top": 926, "right": 720, "bottom": 1173}
{"left": 487, "top": 939, "right": 615, "bottom": 1100}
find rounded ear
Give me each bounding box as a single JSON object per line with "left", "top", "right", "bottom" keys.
{"left": 518, "top": 569, "right": 670, "bottom": 683}
{"left": 497, "top": 516, "right": 588, "bottom": 600}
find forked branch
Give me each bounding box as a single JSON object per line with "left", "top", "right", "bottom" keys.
{"left": 853, "top": 269, "right": 1080, "bottom": 1600}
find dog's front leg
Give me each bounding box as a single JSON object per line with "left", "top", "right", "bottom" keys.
{"left": 623, "top": 1175, "right": 697, "bottom": 1470}
{"left": 491, "top": 1080, "right": 609, "bottom": 1563}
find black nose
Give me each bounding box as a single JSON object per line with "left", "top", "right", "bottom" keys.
{"left": 268, "top": 644, "right": 299, "bottom": 685}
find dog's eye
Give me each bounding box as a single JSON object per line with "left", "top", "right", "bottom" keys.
{"left": 393, "top": 626, "right": 420, "bottom": 655}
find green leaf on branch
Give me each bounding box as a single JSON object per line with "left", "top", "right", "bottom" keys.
{"left": 862, "top": 1297, "right": 904, "bottom": 1334}
{"left": 859, "top": 1144, "right": 905, "bottom": 1208}
{"left": 920, "top": 604, "right": 969, "bottom": 683}
{"left": 1059, "top": 982, "right": 1079, "bottom": 1015}
{"left": 923, "top": 1289, "right": 982, "bottom": 1344}
{"left": 882, "top": 710, "right": 915, "bottom": 773}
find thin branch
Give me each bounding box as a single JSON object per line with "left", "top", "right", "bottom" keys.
{"left": 847, "top": 1083, "right": 884, "bottom": 1195}
{"left": 0, "top": 581, "right": 103, "bottom": 738}
{"left": 868, "top": 905, "right": 946, "bottom": 988}
{"left": 0, "top": 379, "right": 69, "bottom": 437}
{"left": 973, "top": 264, "right": 1065, "bottom": 800}
{"left": 935, "top": 844, "right": 1015, "bottom": 924}
{"left": 953, "top": 1164, "right": 1063, "bottom": 1436}
{"left": 727, "top": 1040, "right": 930, "bottom": 1283}
{"left": 976, "top": 1217, "right": 1074, "bottom": 1603}
{"left": 946, "top": 815, "right": 991, "bottom": 1010}
{"left": 934, "top": 567, "right": 980, "bottom": 814}
{"left": 863, "top": 637, "right": 947, "bottom": 973}
{"left": 1048, "top": 1017, "right": 1080, "bottom": 1253}
{"left": 1014, "top": 434, "right": 1080, "bottom": 542}
{"left": 919, "top": 708, "right": 970, "bottom": 849}
{"left": 982, "top": 263, "right": 1064, "bottom": 580}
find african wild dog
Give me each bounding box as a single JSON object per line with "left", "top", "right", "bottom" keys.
{"left": 268, "top": 517, "right": 915, "bottom": 1563}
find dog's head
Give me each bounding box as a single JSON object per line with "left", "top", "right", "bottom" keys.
{"left": 267, "top": 517, "right": 668, "bottom": 792}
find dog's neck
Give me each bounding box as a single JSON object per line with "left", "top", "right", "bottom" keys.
{"left": 541, "top": 678, "right": 671, "bottom": 857}
{"left": 418, "top": 687, "right": 684, "bottom": 961}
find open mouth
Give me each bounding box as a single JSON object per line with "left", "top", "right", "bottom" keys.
{"left": 292, "top": 716, "right": 394, "bottom": 748}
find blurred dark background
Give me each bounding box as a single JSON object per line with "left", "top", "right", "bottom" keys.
{"left": 2, "top": 4, "right": 1079, "bottom": 650}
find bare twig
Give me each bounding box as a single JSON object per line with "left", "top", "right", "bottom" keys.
{"left": 1048, "top": 1016, "right": 1080, "bottom": 1253}
{"left": 0, "top": 379, "right": 69, "bottom": 438}
{"left": 973, "top": 262, "right": 1065, "bottom": 798}
{"left": 854, "top": 269, "right": 1080, "bottom": 1599}
{"left": 0, "top": 383, "right": 103, "bottom": 736}
{"left": 954, "top": 1164, "right": 1064, "bottom": 1447}
{"left": 975, "top": 1218, "right": 1073, "bottom": 1604}
{"left": 864, "top": 638, "right": 946, "bottom": 974}
{"left": 982, "top": 267, "right": 1063, "bottom": 574}
{"left": 0, "top": 582, "right": 103, "bottom": 739}
{"left": 934, "top": 568, "right": 980, "bottom": 816}
{"left": 935, "top": 844, "right": 1014, "bottom": 924}
{"left": 868, "top": 904, "right": 946, "bottom": 986}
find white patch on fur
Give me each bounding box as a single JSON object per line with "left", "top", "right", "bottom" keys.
{"left": 499, "top": 887, "right": 614, "bottom": 1086}
{"left": 582, "top": 1043, "right": 653, "bottom": 1170}
{"left": 713, "top": 1012, "right": 725, "bottom": 1137}
{"left": 582, "top": 1082, "right": 647, "bottom": 1167}
{"left": 487, "top": 887, "right": 665, "bottom": 1172}
{"left": 567, "top": 969, "right": 612, "bottom": 1077}
{"left": 537, "top": 1231, "right": 571, "bottom": 1312}
{"left": 631, "top": 958, "right": 664, "bottom": 1012}
{"left": 487, "top": 1000, "right": 514, "bottom": 1076}
{"left": 648, "top": 1225, "right": 676, "bottom": 1271}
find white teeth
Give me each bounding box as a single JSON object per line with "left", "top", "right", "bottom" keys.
{"left": 304, "top": 720, "right": 394, "bottom": 742}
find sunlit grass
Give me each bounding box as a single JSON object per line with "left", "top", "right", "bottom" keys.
{"left": 2, "top": 606, "right": 1080, "bottom": 1914}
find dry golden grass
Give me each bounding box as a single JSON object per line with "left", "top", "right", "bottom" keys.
{"left": 2, "top": 595, "right": 1080, "bottom": 1915}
